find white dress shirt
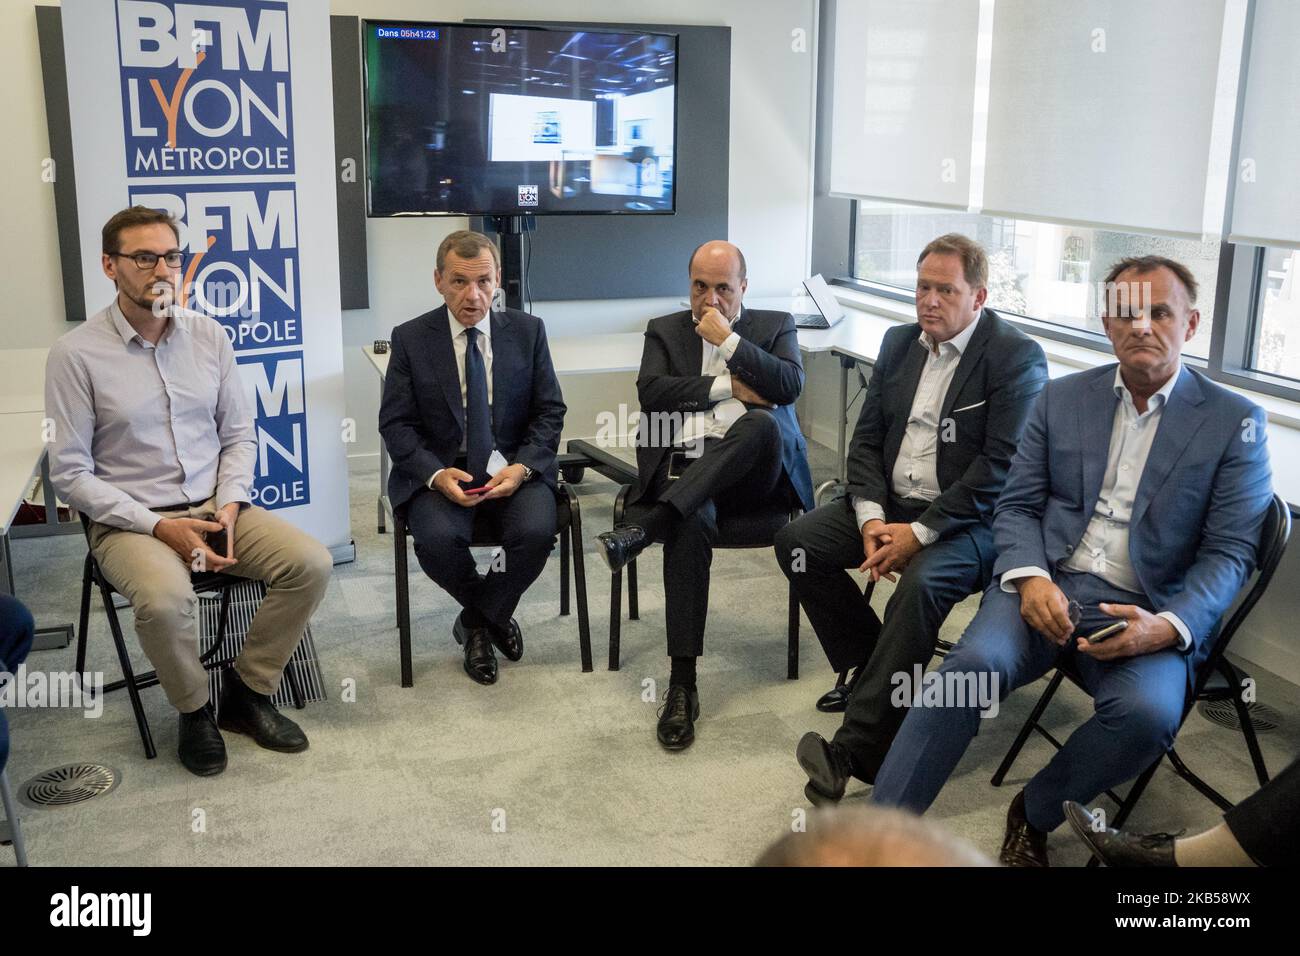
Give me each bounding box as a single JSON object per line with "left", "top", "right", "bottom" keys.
{"left": 678, "top": 321, "right": 744, "bottom": 447}
{"left": 852, "top": 314, "right": 982, "bottom": 546}
{"left": 428, "top": 310, "right": 494, "bottom": 488}
{"left": 1000, "top": 365, "right": 1192, "bottom": 651}
{"left": 449, "top": 310, "right": 493, "bottom": 404}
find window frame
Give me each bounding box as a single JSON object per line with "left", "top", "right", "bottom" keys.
{"left": 840, "top": 199, "right": 1300, "bottom": 401}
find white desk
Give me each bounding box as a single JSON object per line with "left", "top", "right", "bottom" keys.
{"left": 0, "top": 410, "right": 73, "bottom": 649}
{"left": 0, "top": 349, "right": 49, "bottom": 415}
{"left": 363, "top": 332, "right": 646, "bottom": 532}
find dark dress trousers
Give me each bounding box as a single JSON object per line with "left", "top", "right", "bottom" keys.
{"left": 776, "top": 308, "right": 1048, "bottom": 777}
{"left": 631, "top": 308, "right": 816, "bottom": 656}
{"left": 378, "top": 305, "right": 566, "bottom": 628}
{"left": 1225, "top": 755, "right": 1300, "bottom": 866}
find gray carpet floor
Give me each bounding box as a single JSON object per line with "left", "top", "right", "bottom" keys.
{"left": 3, "top": 444, "right": 1298, "bottom": 866}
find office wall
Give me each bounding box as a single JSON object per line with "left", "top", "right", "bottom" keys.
{"left": 1, "top": 0, "right": 817, "bottom": 455}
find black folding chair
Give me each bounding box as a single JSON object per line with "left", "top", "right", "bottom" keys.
{"left": 608, "top": 483, "right": 804, "bottom": 677}
{"left": 990, "top": 493, "right": 1291, "bottom": 839}
{"left": 393, "top": 481, "right": 592, "bottom": 686}
{"left": 75, "top": 515, "right": 305, "bottom": 760}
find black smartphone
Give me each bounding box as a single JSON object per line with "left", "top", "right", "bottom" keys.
{"left": 1084, "top": 620, "right": 1128, "bottom": 644}
{"left": 666, "top": 451, "right": 692, "bottom": 481}
{"left": 206, "top": 527, "right": 229, "bottom": 559}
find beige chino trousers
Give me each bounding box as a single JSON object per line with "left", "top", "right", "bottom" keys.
{"left": 89, "top": 498, "right": 332, "bottom": 714}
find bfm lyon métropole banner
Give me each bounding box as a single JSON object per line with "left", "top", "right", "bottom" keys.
{"left": 60, "top": 0, "right": 350, "bottom": 553}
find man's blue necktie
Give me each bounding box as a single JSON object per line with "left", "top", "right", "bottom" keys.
{"left": 463, "top": 325, "right": 492, "bottom": 483}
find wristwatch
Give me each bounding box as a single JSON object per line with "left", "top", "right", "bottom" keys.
{"left": 519, "top": 464, "right": 535, "bottom": 482}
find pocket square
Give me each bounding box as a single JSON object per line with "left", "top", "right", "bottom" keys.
{"left": 952, "top": 400, "right": 986, "bottom": 413}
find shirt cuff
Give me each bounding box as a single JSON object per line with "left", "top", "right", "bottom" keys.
{"left": 910, "top": 522, "right": 939, "bottom": 547}
{"left": 1000, "top": 566, "right": 1051, "bottom": 593}
{"left": 215, "top": 486, "right": 250, "bottom": 513}
{"left": 428, "top": 469, "right": 444, "bottom": 490}
{"left": 133, "top": 507, "right": 163, "bottom": 537}
{"left": 708, "top": 372, "right": 733, "bottom": 401}
{"left": 851, "top": 496, "right": 886, "bottom": 531}
{"left": 718, "top": 331, "right": 741, "bottom": 361}
{"left": 1157, "top": 611, "right": 1193, "bottom": 652}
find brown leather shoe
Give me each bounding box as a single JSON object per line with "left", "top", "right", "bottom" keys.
{"left": 1000, "top": 790, "right": 1049, "bottom": 867}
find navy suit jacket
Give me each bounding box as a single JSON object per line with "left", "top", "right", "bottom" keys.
{"left": 378, "top": 305, "right": 566, "bottom": 513}
{"left": 846, "top": 309, "right": 1048, "bottom": 538}
{"left": 993, "top": 363, "right": 1274, "bottom": 678}
{"left": 632, "top": 307, "right": 816, "bottom": 512}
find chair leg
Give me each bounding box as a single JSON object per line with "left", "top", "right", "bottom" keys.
{"left": 1226, "top": 679, "right": 1271, "bottom": 788}
{"left": 75, "top": 554, "right": 93, "bottom": 675}
{"left": 609, "top": 567, "right": 622, "bottom": 671}
{"left": 991, "top": 670, "right": 1065, "bottom": 786}
{"left": 100, "top": 580, "right": 156, "bottom": 760}
{"left": 0, "top": 769, "right": 27, "bottom": 867}
{"left": 567, "top": 502, "right": 593, "bottom": 673}
{"left": 284, "top": 654, "right": 306, "bottom": 710}
{"left": 1109, "top": 757, "right": 1165, "bottom": 831}
{"left": 559, "top": 526, "right": 571, "bottom": 616}
{"left": 627, "top": 558, "right": 639, "bottom": 620}
{"left": 1164, "top": 748, "right": 1234, "bottom": 814}
{"left": 395, "top": 517, "right": 413, "bottom": 688}
{"left": 787, "top": 584, "right": 800, "bottom": 680}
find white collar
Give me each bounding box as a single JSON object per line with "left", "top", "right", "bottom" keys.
{"left": 449, "top": 309, "right": 492, "bottom": 340}
{"left": 1113, "top": 362, "right": 1181, "bottom": 411}
{"left": 919, "top": 311, "right": 981, "bottom": 356}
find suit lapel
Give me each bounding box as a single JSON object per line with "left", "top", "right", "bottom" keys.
{"left": 1131, "top": 368, "right": 1206, "bottom": 530}
{"left": 679, "top": 310, "right": 704, "bottom": 373}
{"left": 1080, "top": 371, "right": 1117, "bottom": 514}
{"left": 488, "top": 309, "right": 512, "bottom": 438}
{"left": 939, "top": 311, "right": 992, "bottom": 420}
{"left": 427, "top": 306, "right": 465, "bottom": 433}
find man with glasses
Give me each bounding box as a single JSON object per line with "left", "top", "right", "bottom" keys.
{"left": 861, "top": 256, "right": 1273, "bottom": 866}
{"left": 44, "top": 206, "right": 333, "bottom": 776}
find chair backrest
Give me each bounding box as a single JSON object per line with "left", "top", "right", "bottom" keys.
{"left": 1191, "top": 493, "right": 1291, "bottom": 702}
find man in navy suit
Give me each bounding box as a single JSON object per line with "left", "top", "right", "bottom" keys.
{"left": 379, "top": 230, "right": 566, "bottom": 686}
{"left": 787, "top": 235, "right": 1047, "bottom": 801}
{"left": 596, "top": 241, "right": 815, "bottom": 750}
{"left": 865, "top": 256, "right": 1273, "bottom": 866}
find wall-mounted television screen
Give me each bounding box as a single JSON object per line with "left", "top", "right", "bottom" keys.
{"left": 363, "top": 22, "right": 679, "bottom": 217}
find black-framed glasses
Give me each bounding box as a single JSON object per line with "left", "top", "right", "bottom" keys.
{"left": 110, "top": 250, "right": 183, "bottom": 270}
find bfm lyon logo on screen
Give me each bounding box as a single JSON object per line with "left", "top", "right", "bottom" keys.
{"left": 130, "top": 185, "right": 302, "bottom": 350}
{"left": 237, "top": 351, "right": 310, "bottom": 509}
{"left": 116, "top": 0, "right": 293, "bottom": 177}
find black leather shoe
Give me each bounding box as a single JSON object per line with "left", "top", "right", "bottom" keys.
{"left": 489, "top": 618, "right": 524, "bottom": 662}
{"left": 1000, "top": 790, "right": 1049, "bottom": 867}
{"left": 815, "top": 666, "right": 862, "bottom": 713}
{"left": 1064, "top": 801, "right": 1179, "bottom": 867}
{"left": 178, "top": 703, "right": 227, "bottom": 776}
{"left": 656, "top": 683, "right": 699, "bottom": 750}
{"left": 596, "top": 525, "right": 649, "bottom": 574}
{"left": 797, "top": 731, "right": 853, "bottom": 805}
{"left": 217, "top": 669, "right": 309, "bottom": 753}
{"left": 453, "top": 613, "right": 498, "bottom": 685}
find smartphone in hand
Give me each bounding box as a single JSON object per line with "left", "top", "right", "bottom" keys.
{"left": 462, "top": 485, "right": 491, "bottom": 495}
{"left": 1084, "top": 620, "right": 1128, "bottom": 644}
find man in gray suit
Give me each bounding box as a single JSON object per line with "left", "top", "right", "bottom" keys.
{"left": 832, "top": 256, "right": 1273, "bottom": 866}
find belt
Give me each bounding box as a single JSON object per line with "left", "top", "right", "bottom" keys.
{"left": 151, "top": 499, "right": 211, "bottom": 513}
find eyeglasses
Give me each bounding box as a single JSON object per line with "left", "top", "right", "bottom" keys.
{"left": 110, "top": 250, "right": 183, "bottom": 270}
{"left": 1067, "top": 599, "right": 1083, "bottom": 628}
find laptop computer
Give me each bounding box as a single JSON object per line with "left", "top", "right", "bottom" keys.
{"left": 792, "top": 274, "right": 845, "bottom": 330}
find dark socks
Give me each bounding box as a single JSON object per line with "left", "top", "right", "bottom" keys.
{"left": 460, "top": 606, "right": 488, "bottom": 629}
{"left": 637, "top": 503, "right": 679, "bottom": 543}
{"left": 670, "top": 655, "right": 697, "bottom": 690}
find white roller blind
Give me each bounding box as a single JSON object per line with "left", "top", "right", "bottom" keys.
{"left": 981, "top": 0, "right": 1228, "bottom": 239}
{"left": 829, "top": 0, "right": 982, "bottom": 211}
{"left": 1229, "top": 0, "right": 1300, "bottom": 248}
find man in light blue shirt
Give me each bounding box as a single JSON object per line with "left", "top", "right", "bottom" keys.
{"left": 864, "top": 256, "right": 1273, "bottom": 866}
{"left": 45, "top": 206, "right": 333, "bottom": 777}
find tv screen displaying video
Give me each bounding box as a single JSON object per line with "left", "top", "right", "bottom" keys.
{"left": 363, "top": 22, "right": 679, "bottom": 217}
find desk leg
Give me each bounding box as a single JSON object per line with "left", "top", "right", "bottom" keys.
{"left": 0, "top": 532, "right": 72, "bottom": 651}
{"left": 377, "top": 378, "right": 389, "bottom": 535}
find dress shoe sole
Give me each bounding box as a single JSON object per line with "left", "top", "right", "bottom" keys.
{"left": 796, "top": 732, "right": 846, "bottom": 803}
{"left": 1063, "top": 802, "right": 1111, "bottom": 866}
{"left": 815, "top": 689, "right": 849, "bottom": 713}
{"left": 179, "top": 755, "right": 227, "bottom": 776}
{"left": 217, "top": 717, "right": 309, "bottom": 753}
